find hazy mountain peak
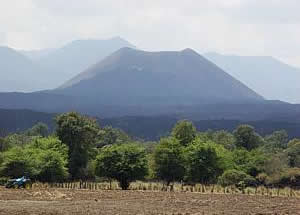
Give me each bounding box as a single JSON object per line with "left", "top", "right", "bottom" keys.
{"left": 0, "top": 46, "right": 26, "bottom": 58}
{"left": 117, "top": 46, "right": 138, "bottom": 53}
{"left": 0, "top": 46, "right": 51, "bottom": 92}
{"left": 57, "top": 47, "right": 263, "bottom": 105}
{"left": 34, "top": 37, "right": 136, "bottom": 88}
{"left": 204, "top": 52, "right": 300, "bottom": 103}
{"left": 181, "top": 48, "right": 198, "bottom": 54}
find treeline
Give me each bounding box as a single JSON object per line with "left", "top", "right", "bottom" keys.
{"left": 0, "top": 112, "right": 300, "bottom": 190}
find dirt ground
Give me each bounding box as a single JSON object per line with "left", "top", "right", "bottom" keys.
{"left": 0, "top": 187, "right": 300, "bottom": 215}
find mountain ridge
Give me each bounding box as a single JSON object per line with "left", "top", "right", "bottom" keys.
{"left": 204, "top": 52, "right": 300, "bottom": 103}
{"left": 57, "top": 47, "right": 263, "bottom": 105}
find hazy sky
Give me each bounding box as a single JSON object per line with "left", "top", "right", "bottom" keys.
{"left": 1, "top": 0, "right": 300, "bottom": 67}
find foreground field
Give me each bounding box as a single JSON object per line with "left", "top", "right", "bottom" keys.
{"left": 0, "top": 187, "right": 300, "bottom": 215}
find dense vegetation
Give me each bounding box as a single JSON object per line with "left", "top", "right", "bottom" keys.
{"left": 1, "top": 112, "right": 300, "bottom": 190}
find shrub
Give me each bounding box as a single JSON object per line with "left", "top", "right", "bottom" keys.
{"left": 266, "top": 168, "right": 300, "bottom": 187}
{"left": 218, "top": 169, "right": 256, "bottom": 187}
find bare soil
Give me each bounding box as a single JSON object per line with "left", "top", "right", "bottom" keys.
{"left": 0, "top": 187, "right": 299, "bottom": 215}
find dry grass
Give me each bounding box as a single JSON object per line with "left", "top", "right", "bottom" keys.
{"left": 28, "top": 181, "right": 300, "bottom": 198}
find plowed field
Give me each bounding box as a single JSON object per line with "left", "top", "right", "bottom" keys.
{"left": 0, "top": 187, "right": 299, "bottom": 215}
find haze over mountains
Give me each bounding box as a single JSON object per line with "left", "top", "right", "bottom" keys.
{"left": 34, "top": 37, "right": 135, "bottom": 87}
{"left": 0, "top": 37, "right": 135, "bottom": 92}
{"left": 0, "top": 46, "right": 48, "bottom": 92}
{"left": 0, "top": 47, "right": 270, "bottom": 117}
{"left": 205, "top": 52, "right": 300, "bottom": 103}
{"left": 1, "top": 36, "right": 300, "bottom": 103}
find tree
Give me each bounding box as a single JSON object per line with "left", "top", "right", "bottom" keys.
{"left": 0, "top": 137, "right": 68, "bottom": 181}
{"left": 95, "top": 143, "right": 148, "bottom": 190}
{"left": 184, "top": 141, "right": 222, "bottom": 184}
{"left": 231, "top": 148, "right": 266, "bottom": 177}
{"left": 285, "top": 139, "right": 300, "bottom": 167}
{"left": 25, "top": 122, "right": 49, "bottom": 137}
{"left": 171, "top": 120, "right": 196, "bottom": 146}
{"left": 0, "top": 146, "right": 28, "bottom": 178}
{"left": 212, "top": 130, "right": 236, "bottom": 150}
{"left": 3, "top": 133, "right": 34, "bottom": 147}
{"left": 56, "top": 112, "right": 99, "bottom": 179}
{"left": 264, "top": 130, "right": 288, "bottom": 151}
{"left": 233, "top": 125, "right": 262, "bottom": 150}
{"left": 96, "top": 126, "right": 130, "bottom": 148}
{"left": 0, "top": 137, "right": 9, "bottom": 152}
{"left": 153, "top": 137, "right": 185, "bottom": 185}
{"left": 262, "top": 153, "right": 289, "bottom": 177}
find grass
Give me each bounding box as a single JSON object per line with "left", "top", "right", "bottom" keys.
{"left": 26, "top": 181, "right": 300, "bottom": 198}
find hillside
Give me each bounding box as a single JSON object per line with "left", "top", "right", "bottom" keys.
{"left": 0, "top": 46, "right": 48, "bottom": 92}
{"left": 204, "top": 52, "right": 300, "bottom": 103}
{"left": 57, "top": 47, "right": 263, "bottom": 105}
{"left": 0, "top": 109, "right": 55, "bottom": 135}
{"left": 1, "top": 108, "right": 299, "bottom": 140}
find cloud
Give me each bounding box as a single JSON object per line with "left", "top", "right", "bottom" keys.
{"left": 227, "top": 0, "right": 300, "bottom": 24}
{"left": 0, "top": 32, "right": 6, "bottom": 45}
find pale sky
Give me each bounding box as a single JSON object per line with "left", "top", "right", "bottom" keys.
{"left": 1, "top": 0, "right": 300, "bottom": 67}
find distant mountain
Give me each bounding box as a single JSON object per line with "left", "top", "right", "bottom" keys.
{"left": 0, "top": 46, "right": 49, "bottom": 92}
{"left": 36, "top": 37, "right": 135, "bottom": 87}
{"left": 58, "top": 47, "right": 263, "bottom": 105}
{"left": 0, "top": 37, "right": 135, "bottom": 92}
{"left": 21, "top": 48, "right": 56, "bottom": 61}
{"left": 2, "top": 47, "right": 300, "bottom": 123}
{"left": 204, "top": 53, "right": 300, "bottom": 104}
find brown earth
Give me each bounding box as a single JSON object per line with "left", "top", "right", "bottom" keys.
{"left": 0, "top": 187, "right": 299, "bottom": 215}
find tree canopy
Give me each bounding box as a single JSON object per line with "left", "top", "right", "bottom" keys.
{"left": 171, "top": 120, "right": 196, "bottom": 146}
{"left": 95, "top": 143, "right": 148, "bottom": 190}
{"left": 56, "top": 112, "right": 100, "bottom": 179}
{"left": 153, "top": 137, "right": 185, "bottom": 185}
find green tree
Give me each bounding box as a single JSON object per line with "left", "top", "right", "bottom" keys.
{"left": 0, "top": 137, "right": 68, "bottom": 181}
{"left": 212, "top": 130, "right": 236, "bottom": 150}
{"left": 56, "top": 112, "right": 99, "bottom": 179}
{"left": 231, "top": 149, "right": 266, "bottom": 177}
{"left": 285, "top": 139, "right": 300, "bottom": 167}
{"left": 0, "top": 146, "right": 29, "bottom": 178}
{"left": 96, "top": 126, "right": 130, "bottom": 148}
{"left": 184, "top": 141, "right": 223, "bottom": 184}
{"left": 171, "top": 120, "right": 196, "bottom": 146}
{"left": 153, "top": 137, "right": 185, "bottom": 185}
{"left": 3, "top": 133, "right": 34, "bottom": 148}
{"left": 264, "top": 130, "right": 288, "bottom": 152}
{"left": 0, "top": 137, "right": 9, "bottom": 152}
{"left": 233, "top": 125, "right": 262, "bottom": 150}
{"left": 262, "top": 153, "right": 289, "bottom": 177}
{"left": 25, "top": 122, "right": 49, "bottom": 137}
{"left": 95, "top": 143, "right": 148, "bottom": 190}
